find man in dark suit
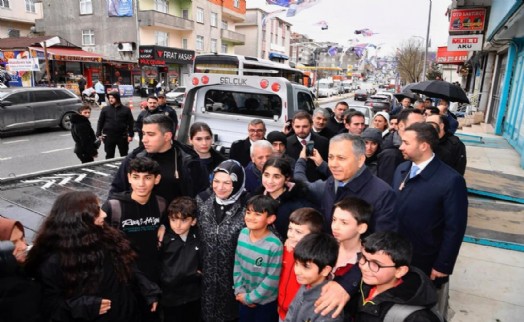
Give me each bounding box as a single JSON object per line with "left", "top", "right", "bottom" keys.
{"left": 312, "top": 107, "right": 337, "bottom": 140}
{"left": 286, "top": 111, "right": 329, "bottom": 182}
{"left": 325, "top": 101, "right": 348, "bottom": 134}
{"left": 229, "top": 119, "right": 266, "bottom": 167}
{"left": 392, "top": 122, "right": 468, "bottom": 317}
{"left": 426, "top": 114, "right": 467, "bottom": 175}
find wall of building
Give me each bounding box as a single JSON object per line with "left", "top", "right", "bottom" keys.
{"left": 0, "top": 1, "right": 42, "bottom": 38}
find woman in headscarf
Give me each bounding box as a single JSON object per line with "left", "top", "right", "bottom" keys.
{"left": 25, "top": 191, "right": 160, "bottom": 322}
{"left": 196, "top": 160, "right": 248, "bottom": 322}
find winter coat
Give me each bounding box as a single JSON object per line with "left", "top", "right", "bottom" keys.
{"left": 96, "top": 102, "right": 134, "bottom": 138}
{"left": 377, "top": 132, "right": 404, "bottom": 187}
{"left": 160, "top": 225, "right": 201, "bottom": 307}
{"left": 35, "top": 253, "right": 159, "bottom": 322}
{"left": 285, "top": 280, "right": 344, "bottom": 322}
{"left": 196, "top": 189, "right": 248, "bottom": 322}
{"left": 244, "top": 162, "right": 262, "bottom": 194}
{"left": 70, "top": 113, "right": 97, "bottom": 157}
{"left": 134, "top": 104, "right": 178, "bottom": 141}
{"left": 355, "top": 267, "right": 441, "bottom": 322}
{"left": 434, "top": 133, "right": 466, "bottom": 176}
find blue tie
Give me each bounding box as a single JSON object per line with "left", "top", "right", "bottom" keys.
{"left": 409, "top": 165, "right": 419, "bottom": 179}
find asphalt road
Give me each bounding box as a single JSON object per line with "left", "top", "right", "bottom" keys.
{"left": 0, "top": 94, "right": 364, "bottom": 179}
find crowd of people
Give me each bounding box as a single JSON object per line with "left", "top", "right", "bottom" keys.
{"left": 0, "top": 95, "right": 469, "bottom": 322}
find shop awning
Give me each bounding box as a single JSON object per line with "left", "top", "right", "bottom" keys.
{"left": 269, "top": 52, "right": 289, "bottom": 60}
{"left": 29, "top": 46, "right": 103, "bottom": 63}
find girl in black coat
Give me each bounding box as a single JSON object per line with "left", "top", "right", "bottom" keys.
{"left": 71, "top": 105, "right": 98, "bottom": 163}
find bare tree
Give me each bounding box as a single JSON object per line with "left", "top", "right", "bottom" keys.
{"left": 396, "top": 39, "right": 424, "bottom": 83}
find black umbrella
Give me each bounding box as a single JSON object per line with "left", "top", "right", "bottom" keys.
{"left": 394, "top": 91, "right": 417, "bottom": 103}
{"left": 410, "top": 80, "right": 470, "bottom": 104}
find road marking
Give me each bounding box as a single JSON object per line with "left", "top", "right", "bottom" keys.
{"left": 0, "top": 157, "right": 12, "bottom": 161}
{"left": 22, "top": 173, "right": 88, "bottom": 189}
{"left": 59, "top": 134, "right": 71, "bottom": 137}
{"left": 81, "top": 168, "right": 110, "bottom": 176}
{"left": 41, "top": 147, "right": 73, "bottom": 154}
{"left": 3, "top": 139, "right": 29, "bottom": 144}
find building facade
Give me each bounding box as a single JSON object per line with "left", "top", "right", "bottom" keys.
{"left": 0, "top": 0, "right": 42, "bottom": 38}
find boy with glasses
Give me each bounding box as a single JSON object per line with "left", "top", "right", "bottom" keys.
{"left": 356, "top": 231, "right": 442, "bottom": 321}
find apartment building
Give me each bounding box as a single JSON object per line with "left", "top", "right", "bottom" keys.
{"left": 0, "top": 0, "right": 42, "bottom": 38}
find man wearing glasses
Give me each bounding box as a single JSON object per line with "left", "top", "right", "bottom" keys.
{"left": 230, "top": 119, "right": 266, "bottom": 167}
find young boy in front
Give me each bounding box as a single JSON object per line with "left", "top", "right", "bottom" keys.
{"left": 102, "top": 156, "right": 164, "bottom": 321}
{"left": 233, "top": 195, "right": 283, "bottom": 322}
{"left": 278, "top": 207, "right": 324, "bottom": 321}
{"left": 284, "top": 233, "right": 343, "bottom": 322}
{"left": 159, "top": 196, "right": 201, "bottom": 322}
{"left": 356, "top": 231, "right": 442, "bottom": 321}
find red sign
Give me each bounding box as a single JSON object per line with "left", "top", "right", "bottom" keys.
{"left": 436, "top": 46, "right": 468, "bottom": 65}
{"left": 449, "top": 8, "right": 486, "bottom": 32}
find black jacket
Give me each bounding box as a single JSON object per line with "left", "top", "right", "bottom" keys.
{"left": 286, "top": 132, "right": 329, "bottom": 182}
{"left": 109, "top": 141, "right": 208, "bottom": 202}
{"left": 377, "top": 132, "right": 404, "bottom": 187}
{"left": 96, "top": 104, "right": 134, "bottom": 138}
{"left": 134, "top": 105, "right": 178, "bottom": 142}
{"left": 160, "top": 225, "right": 201, "bottom": 307}
{"left": 355, "top": 267, "right": 441, "bottom": 322}
{"left": 71, "top": 113, "right": 97, "bottom": 156}
{"left": 229, "top": 138, "right": 252, "bottom": 167}
{"left": 434, "top": 133, "right": 466, "bottom": 175}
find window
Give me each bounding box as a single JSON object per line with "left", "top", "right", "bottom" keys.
{"left": 182, "top": 9, "right": 189, "bottom": 19}
{"left": 5, "top": 92, "right": 27, "bottom": 105}
{"left": 82, "top": 30, "right": 95, "bottom": 46}
{"left": 233, "top": 0, "right": 240, "bottom": 8}
{"left": 79, "top": 0, "right": 93, "bottom": 15}
{"left": 204, "top": 90, "right": 282, "bottom": 119}
{"left": 221, "top": 44, "right": 228, "bottom": 53}
{"left": 210, "top": 39, "right": 217, "bottom": 53}
{"left": 0, "top": 0, "right": 9, "bottom": 8}
{"left": 222, "top": 20, "right": 228, "bottom": 30}
{"left": 155, "top": 31, "right": 169, "bottom": 46}
{"left": 196, "top": 7, "right": 204, "bottom": 23}
{"left": 25, "top": 0, "right": 35, "bottom": 12}
{"left": 154, "top": 0, "right": 168, "bottom": 13}
{"left": 210, "top": 12, "right": 218, "bottom": 27}
{"left": 31, "top": 90, "right": 58, "bottom": 103}
{"left": 182, "top": 38, "right": 188, "bottom": 49}
{"left": 196, "top": 35, "right": 204, "bottom": 51}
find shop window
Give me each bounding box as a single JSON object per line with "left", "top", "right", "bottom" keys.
{"left": 210, "top": 12, "right": 217, "bottom": 27}
{"left": 154, "top": 0, "right": 168, "bottom": 13}
{"left": 25, "top": 0, "right": 35, "bottom": 12}
{"left": 0, "top": 0, "right": 9, "bottom": 8}
{"left": 155, "top": 31, "right": 169, "bottom": 47}
{"left": 196, "top": 35, "right": 204, "bottom": 51}
{"left": 79, "top": 0, "right": 93, "bottom": 15}
{"left": 82, "top": 30, "right": 95, "bottom": 46}
{"left": 196, "top": 7, "right": 204, "bottom": 23}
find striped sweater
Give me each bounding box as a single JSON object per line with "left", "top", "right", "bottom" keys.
{"left": 233, "top": 227, "right": 283, "bottom": 305}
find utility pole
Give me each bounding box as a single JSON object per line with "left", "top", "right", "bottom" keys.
{"left": 422, "top": 0, "right": 432, "bottom": 82}
{"left": 43, "top": 41, "right": 51, "bottom": 86}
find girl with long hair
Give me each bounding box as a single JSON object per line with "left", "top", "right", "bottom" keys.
{"left": 189, "top": 122, "right": 226, "bottom": 180}
{"left": 25, "top": 191, "right": 160, "bottom": 322}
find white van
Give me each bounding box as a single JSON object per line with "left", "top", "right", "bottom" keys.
{"left": 317, "top": 78, "right": 336, "bottom": 98}
{"left": 177, "top": 73, "right": 315, "bottom": 150}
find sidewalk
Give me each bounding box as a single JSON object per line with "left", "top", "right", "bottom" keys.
{"left": 449, "top": 122, "right": 524, "bottom": 321}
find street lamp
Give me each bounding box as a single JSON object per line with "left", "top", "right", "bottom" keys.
{"left": 422, "top": 0, "right": 432, "bottom": 82}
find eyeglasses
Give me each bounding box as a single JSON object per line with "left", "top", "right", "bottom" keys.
{"left": 248, "top": 129, "right": 265, "bottom": 133}
{"left": 358, "top": 253, "right": 397, "bottom": 273}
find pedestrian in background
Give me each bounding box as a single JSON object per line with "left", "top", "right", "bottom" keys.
{"left": 71, "top": 105, "right": 98, "bottom": 163}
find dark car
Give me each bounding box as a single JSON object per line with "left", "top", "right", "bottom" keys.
{"left": 364, "top": 95, "right": 392, "bottom": 113}
{"left": 354, "top": 89, "right": 368, "bottom": 101}
{"left": 0, "top": 87, "right": 82, "bottom": 133}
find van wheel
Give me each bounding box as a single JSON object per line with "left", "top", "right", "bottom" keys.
{"left": 60, "top": 112, "right": 74, "bottom": 131}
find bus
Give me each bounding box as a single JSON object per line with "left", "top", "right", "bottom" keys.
{"left": 193, "top": 53, "right": 309, "bottom": 86}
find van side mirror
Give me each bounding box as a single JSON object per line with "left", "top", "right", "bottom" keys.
{"left": 0, "top": 100, "right": 12, "bottom": 107}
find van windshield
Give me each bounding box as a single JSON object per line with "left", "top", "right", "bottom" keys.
{"left": 204, "top": 90, "right": 282, "bottom": 119}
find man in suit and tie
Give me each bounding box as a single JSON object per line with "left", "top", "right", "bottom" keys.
{"left": 393, "top": 122, "right": 468, "bottom": 318}
{"left": 286, "top": 111, "right": 329, "bottom": 182}
{"left": 229, "top": 119, "right": 266, "bottom": 167}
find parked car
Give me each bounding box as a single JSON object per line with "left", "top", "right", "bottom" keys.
{"left": 364, "top": 95, "right": 392, "bottom": 113}
{"left": 166, "top": 86, "right": 186, "bottom": 104}
{"left": 348, "top": 105, "right": 374, "bottom": 126}
{"left": 0, "top": 87, "right": 82, "bottom": 133}
{"left": 354, "top": 89, "right": 368, "bottom": 101}
{"left": 172, "top": 96, "right": 184, "bottom": 108}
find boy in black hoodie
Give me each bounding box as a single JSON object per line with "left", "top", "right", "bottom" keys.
{"left": 102, "top": 156, "right": 165, "bottom": 322}
{"left": 355, "top": 231, "right": 442, "bottom": 322}
{"left": 70, "top": 104, "right": 98, "bottom": 163}
{"left": 160, "top": 196, "right": 201, "bottom": 322}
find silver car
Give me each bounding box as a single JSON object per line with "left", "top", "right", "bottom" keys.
{"left": 0, "top": 87, "right": 82, "bottom": 133}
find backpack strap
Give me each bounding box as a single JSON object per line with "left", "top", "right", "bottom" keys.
{"left": 108, "top": 199, "right": 122, "bottom": 229}
{"left": 384, "top": 304, "right": 426, "bottom": 322}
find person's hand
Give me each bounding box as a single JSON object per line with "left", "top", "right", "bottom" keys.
{"left": 284, "top": 238, "right": 296, "bottom": 251}
{"left": 430, "top": 269, "right": 448, "bottom": 280}
{"left": 235, "top": 293, "right": 256, "bottom": 308}
{"left": 299, "top": 145, "right": 307, "bottom": 160}
{"left": 150, "top": 301, "right": 158, "bottom": 312}
{"left": 157, "top": 225, "right": 166, "bottom": 248}
{"left": 308, "top": 148, "right": 324, "bottom": 166}
{"left": 282, "top": 122, "right": 292, "bottom": 135}
{"left": 99, "top": 299, "right": 111, "bottom": 315}
{"left": 127, "top": 136, "right": 133, "bottom": 143}
{"left": 314, "top": 281, "right": 350, "bottom": 318}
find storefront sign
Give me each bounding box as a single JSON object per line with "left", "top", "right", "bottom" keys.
{"left": 449, "top": 8, "right": 486, "bottom": 32}
{"left": 447, "top": 35, "right": 483, "bottom": 51}
{"left": 139, "top": 46, "right": 195, "bottom": 66}
{"left": 436, "top": 46, "right": 468, "bottom": 64}
{"left": 118, "top": 85, "right": 134, "bottom": 97}
{"left": 7, "top": 58, "right": 40, "bottom": 71}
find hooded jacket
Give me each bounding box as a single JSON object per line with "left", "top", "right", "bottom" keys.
{"left": 70, "top": 113, "right": 97, "bottom": 156}
{"left": 96, "top": 91, "right": 134, "bottom": 138}
{"left": 356, "top": 267, "right": 441, "bottom": 322}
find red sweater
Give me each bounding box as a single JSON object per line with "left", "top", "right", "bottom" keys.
{"left": 277, "top": 247, "right": 301, "bottom": 320}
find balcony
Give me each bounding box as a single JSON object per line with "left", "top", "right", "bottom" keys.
{"left": 138, "top": 10, "right": 193, "bottom": 30}
{"left": 221, "top": 29, "right": 245, "bottom": 45}
{"left": 222, "top": 7, "right": 245, "bottom": 22}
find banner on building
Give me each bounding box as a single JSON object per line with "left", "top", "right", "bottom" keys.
{"left": 447, "top": 35, "right": 484, "bottom": 51}
{"left": 449, "top": 8, "right": 486, "bottom": 32}
{"left": 108, "top": 0, "right": 133, "bottom": 17}
{"left": 436, "top": 46, "right": 468, "bottom": 64}
{"left": 7, "top": 58, "right": 40, "bottom": 71}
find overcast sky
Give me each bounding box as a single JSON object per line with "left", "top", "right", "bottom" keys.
{"left": 248, "top": 0, "right": 452, "bottom": 55}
